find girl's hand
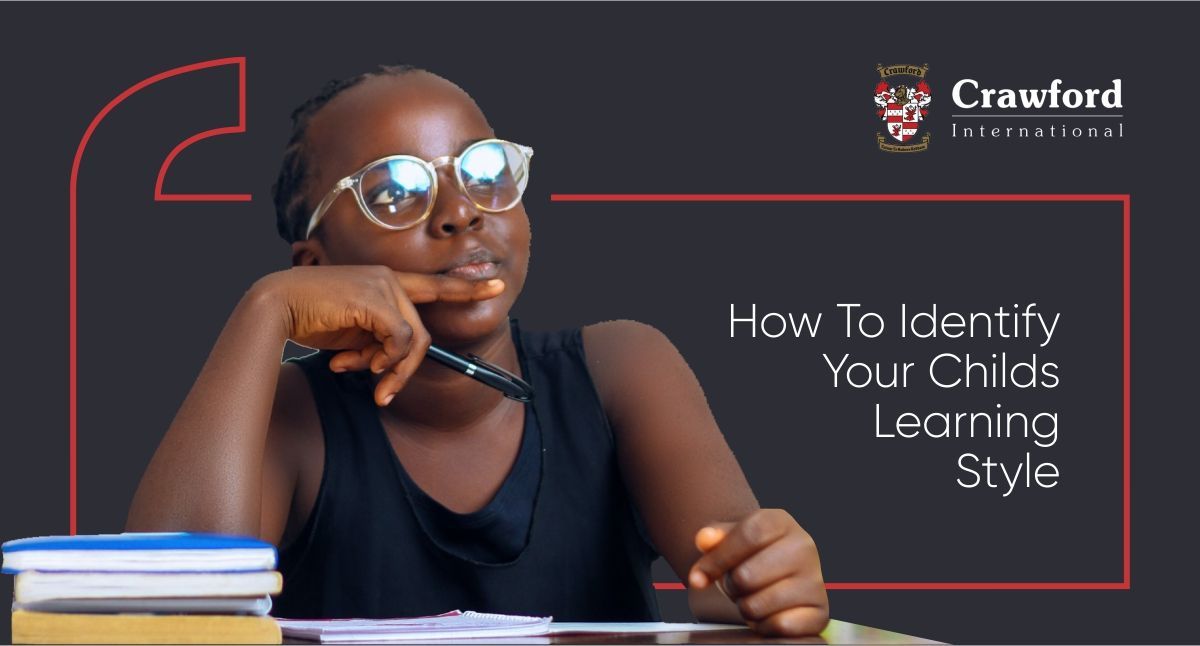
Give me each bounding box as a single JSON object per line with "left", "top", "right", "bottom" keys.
{"left": 688, "top": 509, "right": 829, "bottom": 636}
{"left": 252, "top": 265, "right": 505, "bottom": 406}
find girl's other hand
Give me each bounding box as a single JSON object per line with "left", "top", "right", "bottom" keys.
{"left": 250, "top": 265, "right": 505, "bottom": 406}
{"left": 688, "top": 509, "right": 829, "bottom": 637}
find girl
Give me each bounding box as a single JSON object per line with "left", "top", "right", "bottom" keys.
{"left": 126, "top": 64, "right": 829, "bottom": 636}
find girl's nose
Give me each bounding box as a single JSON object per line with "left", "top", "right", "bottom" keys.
{"left": 428, "top": 164, "right": 483, "bottom": 236}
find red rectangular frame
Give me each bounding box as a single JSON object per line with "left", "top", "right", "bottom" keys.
{"left": 68, "top": 193, "right": 1130, "bottom": 592}
{"left": 547, "top": 194, "right": 1131, "bottom": 591}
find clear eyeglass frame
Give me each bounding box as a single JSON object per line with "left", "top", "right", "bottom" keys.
{"left": 303, "top": 138, "right": 534, "bottom": 240}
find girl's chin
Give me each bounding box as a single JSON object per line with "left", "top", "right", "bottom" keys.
{"left": 417, "top": 299, "right": 511, "bottom": 347}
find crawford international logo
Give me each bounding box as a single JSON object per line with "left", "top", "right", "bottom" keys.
{"left": 874, "top": 63, "right": 932, "bottom": 153}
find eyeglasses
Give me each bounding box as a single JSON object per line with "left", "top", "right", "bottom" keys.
{"left": 304, "top": 138, "right": 534, "bottom": 240}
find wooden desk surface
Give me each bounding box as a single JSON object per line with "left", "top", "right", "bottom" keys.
{"left": 283, "top": 619, "right": 941, "bottom": 644}
{"left": 536, "top": 620, "right": 941, "bottom": 644}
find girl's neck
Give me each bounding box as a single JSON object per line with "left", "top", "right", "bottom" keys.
{"left": 373, "top": 318, "right": 519, "bottom": 434}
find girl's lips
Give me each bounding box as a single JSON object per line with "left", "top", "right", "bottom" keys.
{"left": 442, "top": 261, "right": 500, "bottom": 280}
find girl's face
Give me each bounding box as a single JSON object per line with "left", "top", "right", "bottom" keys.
{"left": 294, "top": 72, "right": 531, "bottom": 347}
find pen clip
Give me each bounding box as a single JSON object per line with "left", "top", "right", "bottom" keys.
{"left": 466, "top": 353, "right": 536, "bottom": 402}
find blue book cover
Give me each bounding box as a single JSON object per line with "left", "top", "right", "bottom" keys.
{"left": 2, "top": 532, "right": 277, "bottom": 574}
{"left": 3, "top": 532, "right": 271, "bottom": 552}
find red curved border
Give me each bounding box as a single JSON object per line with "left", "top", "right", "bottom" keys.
{"left": 69, "top": 56, "right": 250, "bottom": 535}
{"left": 553, "top": 193, "right": 1131, "bottom": 592}
{"left": 154, "top": 58, "right": 251, "bottom": 202}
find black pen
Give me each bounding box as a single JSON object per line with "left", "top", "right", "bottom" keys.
{"left": 424, "top": 344, "right": 535, "bottom": 402}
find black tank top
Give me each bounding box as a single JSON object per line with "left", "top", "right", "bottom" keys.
{"left": 272, "top": 318, "right": 662, "bottom": 621}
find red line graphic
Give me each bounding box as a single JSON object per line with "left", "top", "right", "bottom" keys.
{"left": 154, "top": 59, "right": 251, "bottom": 202}
{"left": 553, "top": 194, "right": 1131, "bottom": 592}
{"left": 70, "top": 87, "right": 1128, "bottom": 594}
{"left": 70, "top": 56, "right": 251, "bottom": 535}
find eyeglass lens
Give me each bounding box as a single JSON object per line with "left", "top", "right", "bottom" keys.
{"left": 358, "top": 141, "right": 529, "bottom": 227}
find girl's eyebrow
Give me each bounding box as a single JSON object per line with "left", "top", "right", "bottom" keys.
{"left": 376, "top": 137, "right": 491, "bottom": 162}
{"left": 453, "top": 136, "right": 491, "bottom": 153}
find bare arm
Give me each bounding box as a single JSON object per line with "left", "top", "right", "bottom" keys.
{"left": 581, "top": 320, "right": 828, "bottom": 636}
{"left": 126, "top": 266, "right": 507, "bottom": 544}
{"left": 125, "top": 283, "right": 293, "bottom": 539}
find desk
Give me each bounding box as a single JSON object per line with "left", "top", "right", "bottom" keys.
{"left": 532, "top": 620, "right": 941, "bottom": 644}
{"left": 282, "top": 619, "right": 941, "bottom": 644}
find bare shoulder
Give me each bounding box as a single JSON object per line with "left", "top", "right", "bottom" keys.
{"left": 581, "top": 318, "right": 667, "bottom": 341}
{"left": 578, "top": 321, "right": 757, "bottom": 584}
{"left": 262, "top": 358, "right": 324, "bottom": 547}
{"left": 579, "top": 319, "right": 691, "bottom": 427}
{"left": 580, "top": 319, "right": 674, "bottom": 363}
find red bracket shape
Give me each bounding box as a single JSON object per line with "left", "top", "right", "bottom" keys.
{"left": 69, "top": 56, "right": 251, "bottom": 534}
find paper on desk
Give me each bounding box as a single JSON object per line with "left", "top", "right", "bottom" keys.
{"left": 547, "top": 622, "right": 743, "bottom": 634}
{"left": 400, "top": 623, "right": 745, "bottom": 645}
{"left": 277, "top": 610, "right": 551, "bottom": 642}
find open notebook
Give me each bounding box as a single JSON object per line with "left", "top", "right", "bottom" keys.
{"left": 276, "top": 610, "right": 552, "bottom": 642}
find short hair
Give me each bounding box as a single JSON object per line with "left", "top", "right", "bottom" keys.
{"left": 270, "top": 63, "right": 425, "bottom": 245}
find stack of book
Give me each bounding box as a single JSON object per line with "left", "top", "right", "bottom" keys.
{"left": 2, "top": 532, "right": 281, "bottom": 644}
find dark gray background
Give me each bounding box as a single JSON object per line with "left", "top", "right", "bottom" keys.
{"left": 1, "top": 2, "right": 1195, "bottom": 643}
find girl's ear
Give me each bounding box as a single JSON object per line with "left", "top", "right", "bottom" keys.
{"left": 291, "top": 239, "right": 325, "bottom": 267}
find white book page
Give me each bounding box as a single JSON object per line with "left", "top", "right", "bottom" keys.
{"left": 547, "top": 622, "right": 743, "bottom": 634}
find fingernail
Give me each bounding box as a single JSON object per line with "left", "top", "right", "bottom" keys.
{"left": 331, "top": 365, "right": 347, "bottom": 373}
{"left": 383, "top": 393, "right": 395, "bottom": 406}
{"left": 486, "top": 279, "right": 503, "bottom": 289}
{"left": 689, "top": 570, "right": 707, "bottom": 588}
{"left": 372, "top": 365, "right": 385, "bottom": 374}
